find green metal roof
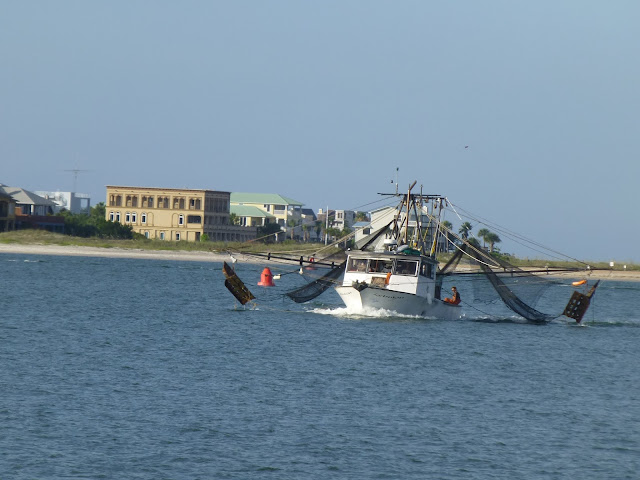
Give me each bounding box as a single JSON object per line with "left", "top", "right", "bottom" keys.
{"left": 230, "top": 205, "right": 276, "bottom": 218}
{"left": 231, "top": 192, "right": 304, "bottom": 206}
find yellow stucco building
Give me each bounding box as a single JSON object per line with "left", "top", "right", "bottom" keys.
{"left": 105, "top": 186, "right": 256, "bottom": 242}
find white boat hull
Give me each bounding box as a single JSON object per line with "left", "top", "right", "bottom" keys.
{"left": 335, "top": 285, "right": 461, "bottom": 320}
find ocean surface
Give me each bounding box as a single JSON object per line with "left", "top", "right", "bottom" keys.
{"left": 1, "top": 253, "right": 639, "bottom": 479}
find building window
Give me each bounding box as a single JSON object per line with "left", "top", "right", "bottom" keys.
{"left": 179, "top": 214, "right": 184, "bottom": 226}
{"left": 187, "top": 215, "right": 201, "bottom": 224}
{"left": 132, "top": 212, "right": 137, "bottom": 223}
{"left": 109, "top": 211, "right": 114, "bottom": 221}
{"left": 173, "top": 197, "right": 185, "bottom": 209}
{"left": 148, "top": 197, "right": 154, "bottom": 208}
{"left": 176, "top": 232, "right": 181, "bottom": 241}
{"left": 145, "top": 231, "right": 149, "bottom": 239}
{"left": 141, "top": 213, "right": 147, "bottom": 224}
{"left": 274, "top": 205, "right": 285, "bottom": 212}
{"left": 160, "top": 232, "right": 165, "bottom": 240}
{"left": 195, "top": 232, "right": 200, "bottom": 241}
{"left": 125, "top": 212, "right": 131, "bottom": 223}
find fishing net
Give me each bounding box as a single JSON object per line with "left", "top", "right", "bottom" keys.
{"left": 440, "top": 244, "right": 559, "bottom": 322}
{"left": 285, "top": 262, "right": 346, "bottom": 303}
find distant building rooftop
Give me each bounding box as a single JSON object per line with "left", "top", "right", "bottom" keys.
{"left": 231, "top": 192, "right": 303, "bottom": 206}
{"left": 230, "top": 205, "right": 276, "bottom": 219}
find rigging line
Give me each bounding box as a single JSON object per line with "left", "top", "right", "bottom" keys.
{"left": 347, "top": 196, "right": 397, "bottom": 213}
{"left": 424, "top": 211, "right": 501, "bottom": 268}
{"left": 447, "top": 207, "right": 572, "bottom": 263}
{"left": 440, "top": 231, "right": 502, "bottom": 269}
{"left": 446, "top": 201, "right": 588, "bottom": 265}
{"left": 444, "top": 197, "right": 463, "bottom": 221}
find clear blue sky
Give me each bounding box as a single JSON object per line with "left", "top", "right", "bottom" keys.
{"left": 2, "top": 1, "right": 638, "bottom": 263}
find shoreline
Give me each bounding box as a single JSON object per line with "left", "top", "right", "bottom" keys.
{"left": 1, "top": 243, "right": 639, "bottom": 281}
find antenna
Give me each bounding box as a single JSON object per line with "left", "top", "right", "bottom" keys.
{"left": 63, "top": 168, "right": 92, "bottom": 192}
{"left": 390, "top": 167, "right": 399, "bottom": 194}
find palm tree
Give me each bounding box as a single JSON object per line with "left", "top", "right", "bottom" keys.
{"left": 441, "top": 220, "right": 454, "bottom": 252}
{"left": 458, "top": 222, "right": 473, "bottom": 240}
{"left": 476, "top": 228, "right": 490, "bottom": 248}
{"left": 485, "top": 232, "right": 501, "bottom": 252}
{"left": 287, "top": 219, "right": 297, "bottom": 240}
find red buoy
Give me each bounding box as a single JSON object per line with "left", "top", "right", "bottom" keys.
{"left": 258, "top": 267, "right": 275, "bottom": 287}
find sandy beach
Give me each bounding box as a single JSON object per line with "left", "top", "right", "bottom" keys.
{"left": 1, "top": 243, "right": 638, "bottom": 281}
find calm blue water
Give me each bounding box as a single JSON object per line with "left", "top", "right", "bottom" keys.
{"left": 1, "top": 253, "right": 639, "bottom": 479}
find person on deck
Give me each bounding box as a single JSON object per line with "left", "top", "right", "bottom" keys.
{"left": 444, "top": 286, "right": 461, "bottom": 305}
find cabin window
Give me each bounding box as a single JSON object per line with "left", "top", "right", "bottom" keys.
{"left": 369, "top": 259, "right": 393, "bottom": 273}
{"left": 347, "top": 258, "right": 368, "bottom": 272}
{"left": 420, "top": 262, "right": 434, "bottom": 278}
{"left": 395, "top": 260, "right": 418, "bottom": 276}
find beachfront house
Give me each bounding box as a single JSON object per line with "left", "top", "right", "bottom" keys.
{"left": 0, "top": 184, "right": 64, "bottom": 232}
{"left": 230, "top": 192, "right": 304, "bottom": 240}
{"left": 0, "top": 191, "right": 16, "bottom": 232}
{"left": 105, "top": 186, "right": 256, "bottom": 242}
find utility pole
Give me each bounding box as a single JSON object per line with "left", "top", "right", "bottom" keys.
{"left": 325, "top": 205, "right": 329, "bottom": 245}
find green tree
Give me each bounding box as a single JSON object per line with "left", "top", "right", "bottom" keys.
{"left": 229, "top": 213, "right": 239, "bottom": 225}
{"left": 441, "top": 220, "right": 454, "bottom": 252}
{"left": 458, "top": 222, "right": 473, "bottom": 240}
{"left": 287, "top": 219, "right": 298, "bottom": 240}
{"left": 485, "top": 232, "right": 501, "bottom": 252}
{"left": 476, "top": 228, "right": 490, "bottom": 247}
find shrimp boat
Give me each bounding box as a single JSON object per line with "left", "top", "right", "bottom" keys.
{"left": 334, "top": 182, "right": 460, "bottom": 319}
{"left": 226, "top": 181, "right": 599, "bottom": 324}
